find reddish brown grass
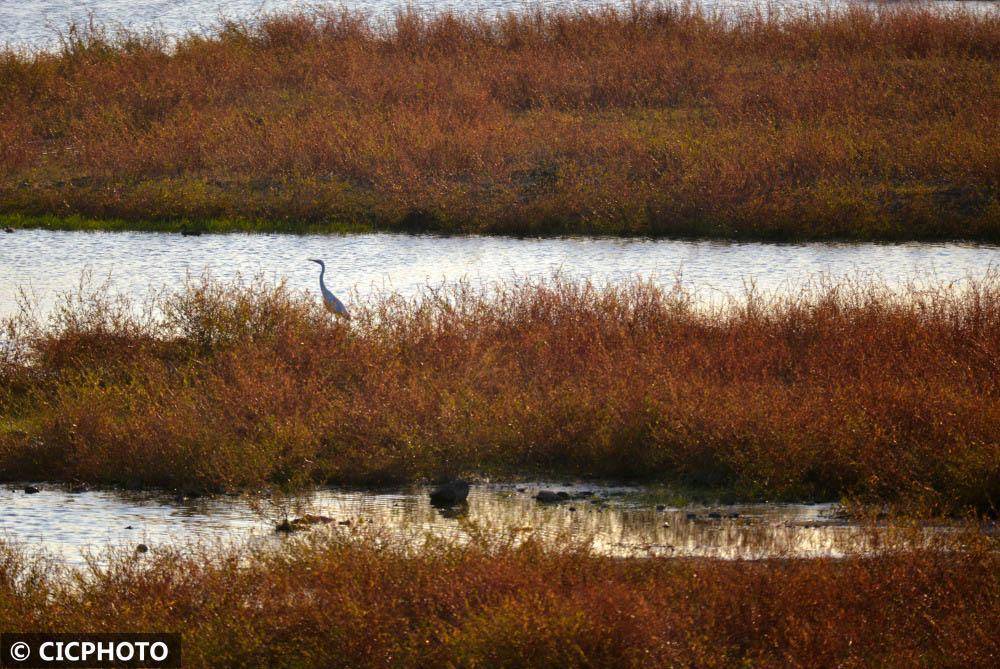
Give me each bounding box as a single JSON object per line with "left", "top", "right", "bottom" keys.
{"left": 1, "top": 273, "right": 997, "bottom": 512}
{"left": 0, "top": 532, "right": 997, "bottom": 667}
{"left": 0, "top": 3, "right": 998, "bottom": 238}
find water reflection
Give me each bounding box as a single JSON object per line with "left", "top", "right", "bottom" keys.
{"left": 0, "top": 482, "right": 938, "bottom": 565}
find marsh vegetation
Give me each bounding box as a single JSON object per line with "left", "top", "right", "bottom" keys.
{"left": 1, "top": 274, "right": 996, "bottom": 514}
{"left": 0, "top": 529, "right": 997, "bottom": 668}
{"left": 2, "top": 5, "right": 998, "bottom": 661}
{"left": 1, "top": 3, "right": 997, "bottom": 238}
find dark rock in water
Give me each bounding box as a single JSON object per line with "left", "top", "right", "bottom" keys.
{"left": 556, "top": 491, "right": 571, "bottom": 499}
{"left": 122, "top": 478, "right": 144, "bottom": 491}
{"left": 179, "top": 225, "right": 203, "bottom": 237}
{"left": 656, "top": 504, "right": 666, "bottom": 511}
{"left": 535, "top": 490, "right": 561, "bottom": 503}
{"left": 135, "top": 544, "right": 149, "bottom": 553}
{"left": 3, "top": 227, "right": 14, "bottom": 233}
{"left": 275, "top": 519, "right": 298, "bottom": 533}
{"left": 708, "top": 512, "right": 722, "bottom": 520}
{"left": 23, "top": 485, "right": 40, "bottom": 494}
{"left": 429, "top": 480, "right": 470, "bottom": 507}
{"left": 125, "top": 525, "right": 134, "bottom": 530}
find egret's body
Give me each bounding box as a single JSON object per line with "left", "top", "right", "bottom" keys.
{"left": 308, "top": 259, "right": 350, "bottom": 319}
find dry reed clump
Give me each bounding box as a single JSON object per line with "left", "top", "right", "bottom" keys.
{"left": 0, "top": 272, "right": 997, "bottom": 512}
{"left": 0, "top": 530, "right": 996, "bottom": 667}
{"left": 0, "top": 2, "right": 998, "bottom": 238}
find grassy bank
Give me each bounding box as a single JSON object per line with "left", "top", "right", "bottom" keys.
{"left": 1, "top": 532, "right": 997, "bottom": 668}
{"left": 1, "top": 3, "right": 998, "bottom": 239}
{"left": 1, "top": 275, "right": 997, "bottom": 512}
{"left": 0, "top": 212, "right": 372, "bottom": 235}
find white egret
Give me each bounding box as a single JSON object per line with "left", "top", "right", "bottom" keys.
{"left": 308, "top": 259, "right": 350, "bottom": 319}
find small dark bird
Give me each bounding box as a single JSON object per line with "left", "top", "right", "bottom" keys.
{"left": 180, "top": 225, "right": 202, "bottom": 237}
{"left": 3, "top": 227, "right": 14, "bottom": 233}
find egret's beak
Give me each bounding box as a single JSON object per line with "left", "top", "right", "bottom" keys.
{"left": 307, "top": 258, "right": 321, "bottom": 264}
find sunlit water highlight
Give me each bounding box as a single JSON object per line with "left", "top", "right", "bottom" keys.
{"left": 2, "top": 230, "right": 997, "bottom": 318}
{"left": 1, "top": 483, "right": 913, "bottom": 565}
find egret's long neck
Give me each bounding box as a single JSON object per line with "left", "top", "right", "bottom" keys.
{"left": 318, "top": 262, "right": 326, "bottom": 288}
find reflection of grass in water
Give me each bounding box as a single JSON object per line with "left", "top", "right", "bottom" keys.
{"left": 0, "top": 526, "right": 995, "bottom": 667}
{"left": 228, "top": 487, "right": 984, "bottom": 560}
{"left": 615, "top": 483, "right": 747, "bottom": 508}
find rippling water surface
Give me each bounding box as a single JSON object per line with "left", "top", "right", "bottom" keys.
{"left": 2, "top": 230, "right": 997, "bottom": 317}
{"left": 1, "top": 482, "right": 905, "bottom": 564}
{"left": 2, "top": 1, "right": 996, "bottom": 49}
